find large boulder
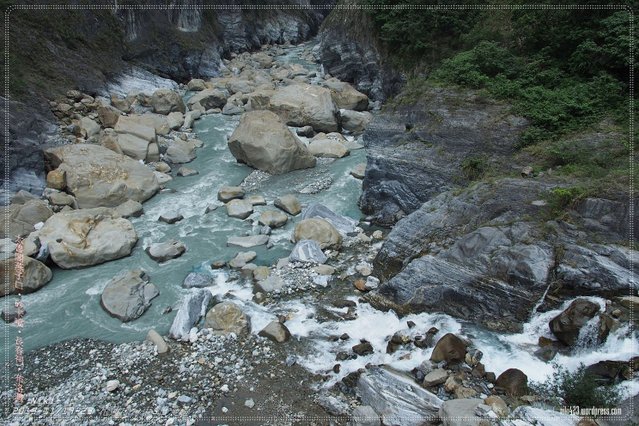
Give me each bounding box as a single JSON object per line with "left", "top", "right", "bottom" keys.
{"left": 301, "top": 203, "right": 358, "bottom": 236}
{"left": 340, "top": 109, "right": 373, "bottom": 134}
{"left": 438, "top": 399, "right": 485, "bottom": 426}
{"left": 35, "top": 208, "right": 138, "bottom": 269}
{"left": 549, "top": 299, "right": 600, "bottom": 346}
{"left": 495, "top": 368, "right": 528, "bottom": 396}
{"left": 293, "top": 218, "right": 342, "bottom": 249}
{"left": 169, "top": 289, "right": 211, "bottom": 341}
{"left": 228, "top": 110, "right": 316, "bottom": 175}
{"left": 0, "top": 256, "right": 52, "bottom": 297}
{"left": 186, "top": 89, "right": 227, "bottom": 110}
{"left": 165, "top": 139, "right": 197, "bottom": 164}
{"left": 204, "top": 301, "right": 250, "bottom": 335}
{"left": 2, "top": 199, "right": 53, "bottom": 240}
{"left": 44, "top": 144, "right": 159, "bottom": 208}
{"left": 430, "top": 333, "right": 467, "bottom": 364}
{"left": 274, "top": 194, "right": 302, "bottom": 216}
{"left": 268, "top": 84, "right": 339, "bottom": 132}
{"left": 325, "top": 78, "right": 369, "bottom": 111}
{"left": 100, "top": 270, "right": 159, "bottom": 322}
{"left": 217, "top": 186, "right": 245, "bottom": 202}
{"left": 151, "top": 89, "right": 186, "bottom": 114}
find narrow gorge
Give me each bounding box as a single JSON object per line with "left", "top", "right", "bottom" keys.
{"left": 1, "top": 2, "right": 636, "bottom": 425}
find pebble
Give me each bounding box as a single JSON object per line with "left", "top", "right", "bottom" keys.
{"left": 244, "top": 399, "right": 255, "bottom": 409}
{"left": 106, "top": 380, "right": 120, "bottom": 392}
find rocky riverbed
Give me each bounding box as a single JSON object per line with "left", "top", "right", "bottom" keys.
{"left": 1, "top": 38, "right": 638, "bottom": 426}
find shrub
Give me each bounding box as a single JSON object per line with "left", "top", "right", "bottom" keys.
{"left": 461, "top": 156, "right": 488, "bottom": 181}
{"left": 531, "top": 364, "right": 622, "bottom": 410}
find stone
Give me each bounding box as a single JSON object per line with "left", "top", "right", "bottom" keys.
{"left": 1, "top": 305, "right": 26, "bottom": 323}
{"left": 167, "top": 112, "right": 185, "bottom": 130}
{"left": 146, "top": 240, "right": 187, "bottom": 263}
{"left": 275, "top": 194, "right": 302, "bottom": 215}
{"left": 46, "top": 169, "right": 66, "bottom": 190}
{"left": 256, "top": 275, "right": 285, "bottom": 293}
{"left": 79, "top": 117, "right": 100, "bottom": 138}
{"left": 227, "top": 235, "right": 269, "bottom": 248}
{"left": 439, "top": 399, "right": 484, "bottom": 426}
{"left": 45, "top": 190, "right": 76, "bottom": 207}
{"left": 205, "top": 301, "right": 250, "bottom": 335}
{"left": 300, "top": 203, "right": 358, "bottom": 236}
{"left": 0, "top": 256, "right": 52, "bottom": 297}
{"left": 106, "top": 380, "right": 120, "bottom": 392}
{"left": 244, "top": 399, "right": 255, "bottom": 409}
{"left": 247, "top": 195, "right": 266, "bottom": 206}
{"left": 229, "top": 251, "right": 257, "bottom": 268}
{"left": 422, "top": 369, "right": 448, "bottom": 387}
{"left": 325, "top": 79, "right": 369, "bottom": 111}
{"left": 114, "top": 199, "right": 143, "bottom": 218}
{"left": 350, "top": 163, "right": 367, "bottom": 179}
{"left": 258, "top": 320, "right": 291, "bottom": 343}
{"left": 357, "top": 367, "right": 442, "bottom": 426}
{"left": 100, "top": 270, "right": 159, "bottom": 322}
{"left": 217, "top": 186, "right": 245, "bottom": 202}
{"left": 225, "top": 199, "right": 253, "bottom": 219}
{"left": 484, "top": 395, "right": 508, "bottom": 417}
{"left": 313, "top": 264, "right": 335, "bottom": 275}
{"left": 182, "top": 110, "right": 202, "bottom": 130}
{"left": 169, "top": 289, "right": 211, "bottom": 341}
{"left": 187, "top": 79, "right": 207, "bottom": 91}
{"left": 183, "top": 272, "right": 215, "bottom": 289}
{"left": 549, "top": 299, "right": 600, "bottom": 346}
{"left": 97, "top": 104, "right": 121, "bottom": 128}
{"left": 296, "top": 126, "right": 315, "bottom": 137}
{"left": 268, "top": 84, "right": 339, "bottom": 132}
{"left": 521, "top": 166, "right": 534, "bottom": 177}
{"left": 258, "top": 210, "right": 288, "bottom": 228}
{"left": 177, "top": 167, "right": 198, "bottom": 177}
{"left": 228, "top": 110, "right": 316, "bottom": 175}
{"left": 35, "top": 208, "right": 137, "bottom": 269}
{"left": 151, "top": 89, "right": 186, "bottom": 115}
{"left": 350, "top": 405, "right": 380, "bottom": 426}
{"left": 618, "top": 296, "right": 639, "bottom": 310}
{"left": 44, "top": 144, "right": 159, "bottom": 208}
{"left": 293, "top": 218, "right": 342, "bottom": 249}
{"left": 308, "top": 135, "right": 350, "bottom": 158}
{"left": 495, "top": 368, "right": 528, "bottom": 396}
{"left": 159, "top": 212, "right": 184, "bottom": 224}
{"left": 340, "top": 109, "right": 373, "bottom": 134}
{"left": 166, "top": 139, "right": 197, "bottom": 164}
{"left": 352, "top": 341, "right": 374, "bottom": 356}
{"left": 186, "top": 89, "right": 227, "bottom": 110}
{"left": 511, "top": 406, "right": 579, "bottom": 425}
{"left": 430, "top": 333, "right": 467, "bottom": 364}
{"left": 289, "top": 240, "right": 327, "bottom": 264}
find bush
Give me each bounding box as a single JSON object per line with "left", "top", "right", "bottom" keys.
{"left": 546, "top": 187, "right": 587, "bottom": 217}
{"left": 461, "top": 156, "right": 488, "bottom": 181}
{"left": 531, "top": 364, "right": 622, "bottom": 410}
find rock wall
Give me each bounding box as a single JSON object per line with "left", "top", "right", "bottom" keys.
{"left": 316, "top": 0, "right": 403, "bottom": 102}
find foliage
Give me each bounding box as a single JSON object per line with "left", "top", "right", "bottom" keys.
{"left": 531, "top": 364, "right": 622, "bottom": 410}
{"left": 461, "top": 156, "right": 488, "bottom": 181}
{"left": 545, "top": 187, "right": 587, "bottom": 217}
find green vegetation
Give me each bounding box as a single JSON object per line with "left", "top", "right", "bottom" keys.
{"left": 461, "top": 155, "right": 488, "bottom": 181}
{"left": 545, "top": 187, "right": 587, "bottom": 217}
{"left": 362, "top": 0, "right": 634, "bottom": 202}
{"left": 531, "top": 364, "right": 622, "bottom": 411}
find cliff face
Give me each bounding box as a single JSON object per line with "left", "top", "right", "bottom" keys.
{"left": 316, "top": 2, "right": 402, "bottom": 102}
{"left": 2, "top": 0, "right": 331, "bottom": 194}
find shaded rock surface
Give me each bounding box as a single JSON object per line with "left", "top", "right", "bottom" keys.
{"left": 100, "top": 270, "right": 159, "bottom": 322}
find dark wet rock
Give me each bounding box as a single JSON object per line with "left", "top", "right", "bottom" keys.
{"left": 495, "top": 368, "right": 528, "bottom": 397}
{"left": 585, "top": 359, "right": 635, "bottom": 385}
{"left": 168, "top": 289, "right": 211, "bottom": 341}
{"left": 352, "top": 340, "right": 374, "bottom": 356}
{"left": 430, "top": 333, "right": 467, "bottom": 364}
{"left": 549, "top": 298, "right": 600, "bottom": 346}
{"left": 1, "top": 305, "right": 26, "bottom": 323}
{"left": 100, "top": 270, "right": 159, "bottom": 322}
